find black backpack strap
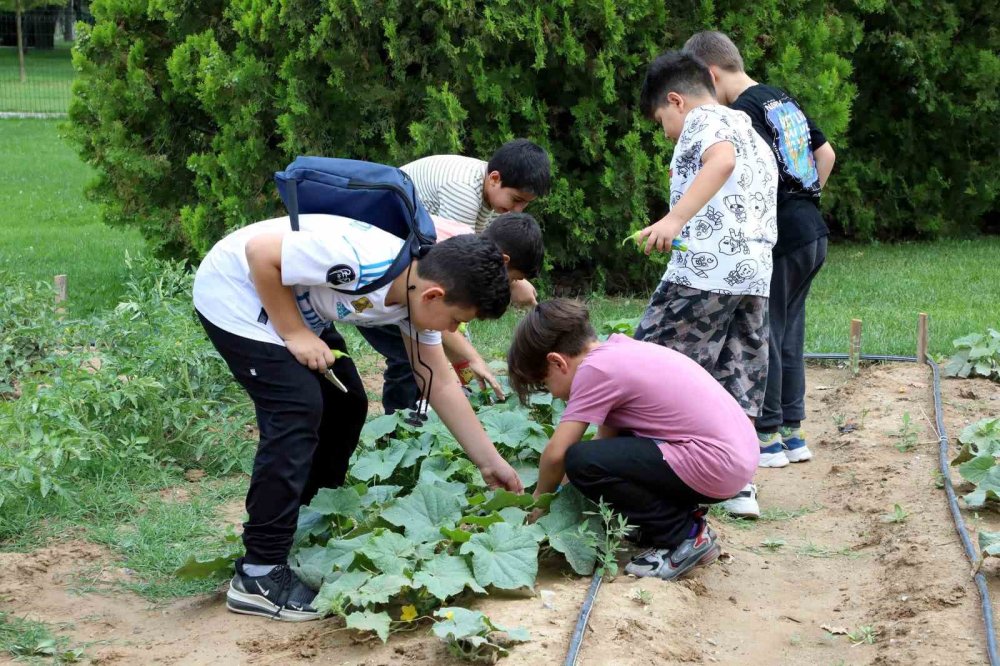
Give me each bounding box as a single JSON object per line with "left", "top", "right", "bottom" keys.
{"left": 287, "top": 178, "right": 300, "bottom": 231}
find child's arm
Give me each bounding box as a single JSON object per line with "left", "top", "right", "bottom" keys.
{"left": 638, "top": 141, "right": 737, "bottom": 254}
{"left": 404, "top": 338, "right": 523, "bottom": 492}
{"left": 596, "top": 424, "right": 619, "bottom": 439}
{"left": 245, "top": 232, "right": 333, "bottom": 370}
{"left": 814, "top": 142, "right": 836, "bottom": 189}
{"left": 509, "top": 279, "right": 538, "bottom": 307}
{"left": 440, "top": 330, "right": 505, "bottom": 400}
{"left": 534, "top": 420, "right": 589, "bottom": 498}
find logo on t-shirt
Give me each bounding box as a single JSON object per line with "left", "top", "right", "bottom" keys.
{"left": 351, "top": 297, "right": 374, "bottom": 313}
{"left": 326, "top": 264, "right": 357, "bottom": 286}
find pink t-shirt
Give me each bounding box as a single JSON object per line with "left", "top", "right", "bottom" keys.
{"left": 431, "top": 215, "right": 475, "bottom": 241}
{"left": 560, "top": 335, "right": 759, "bottom": 499}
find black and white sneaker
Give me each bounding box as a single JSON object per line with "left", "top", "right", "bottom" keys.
{"left": 226, "top": 558, "right": 322, "bottom": 622}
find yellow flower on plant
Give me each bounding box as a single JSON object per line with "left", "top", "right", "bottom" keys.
{"left": 401, "top": 605, "right": 418, "bottom": 622}
{"left": 445, "top": 611, "right": 455, "bottom": 620}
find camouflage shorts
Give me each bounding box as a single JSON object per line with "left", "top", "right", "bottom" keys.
{"left": 634, "top": 282, "right": 769, "bottom": 417}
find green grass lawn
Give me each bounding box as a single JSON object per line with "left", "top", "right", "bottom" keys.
{"left": 0, "top": 43, "right": 75, "bottom": 114}
{"left": 0, "top": 119, "right": 147, "bottom": 315}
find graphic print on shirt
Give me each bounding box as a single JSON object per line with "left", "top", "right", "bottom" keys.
{"left": 296, "top": 291, "right": 327, "bottom": 331}
{"left": 692, "top": 206, "right": 725, "bottom": 240}
{"left": 663, "top": 105, "right": 777, "bottom": 296}
{"left": 764, "top": 100, "right": 819, "bottom": 189}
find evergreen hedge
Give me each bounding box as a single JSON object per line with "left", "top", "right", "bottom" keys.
{"left": 67, "top": 0, "right": 998, "bottom": 291}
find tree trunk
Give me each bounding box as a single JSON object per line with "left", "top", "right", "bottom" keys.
{"left": 16, "top": 1, "right": 25, "bottom": 84}
{"left": 63, "top": 0, "right": 75, "bottom": 42}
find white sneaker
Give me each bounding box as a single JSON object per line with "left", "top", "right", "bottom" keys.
{"left": 719, "top": 483, "right": 759, "bottom": 519}
{"left": 758, "top": 432, "right": 790, "bottom": 468}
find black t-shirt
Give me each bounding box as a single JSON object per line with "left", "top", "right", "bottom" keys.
{"left": 732, "top": 84, "right": 829, "bottom": 256}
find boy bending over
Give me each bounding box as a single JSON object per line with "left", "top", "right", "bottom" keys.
{"left": 508, "top": 300, "right": 758, "bottom": 580}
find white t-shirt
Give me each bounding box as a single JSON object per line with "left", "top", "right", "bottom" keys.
{"left": 401, "top": 155, "right": 496, "bottom": 233}
{"left": 193, "top": 214, "right": 441, "bottom": 347}
{"left": 664, "top": 104, "right": 778, "bottom": 296}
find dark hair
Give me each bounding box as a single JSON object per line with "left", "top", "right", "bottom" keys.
{"left": 639, "top": 51, "right": 716, "bottom": 120}
{"left": 507, "top": 299, "right": 596, "bottom": 404}
{"left": 481, "top": 212, "right": 545, "bottom": 279}
{"left": 417, "top": 234, "right": 510, "bottom": 319}
{"left": 683, "top": 31, "right": 745, "bottom": 73}
{"left": 487, "top": 139, "right": 551, "bottom": 197}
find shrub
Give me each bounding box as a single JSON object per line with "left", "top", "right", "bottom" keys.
{"left": 68, "top": 1, "right": 881, "bottom": 291}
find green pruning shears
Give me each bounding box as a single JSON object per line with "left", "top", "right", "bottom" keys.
{"left": 621, "top": 230, "right": 688, "bottom": 253}
{"left": 322, "top": 349, "right": 351, "bottom": 392}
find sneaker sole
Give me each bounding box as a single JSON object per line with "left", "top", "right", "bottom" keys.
{"left": 226, "top": 588, "right": 321, "bottom": 622}
{"left": 659, "top": 544, "right": 722, "bottom": 581}
{"left": 759, "top": 451, "right": 790, "bottom": 468}
{"left": 784, "top": 446, "right": 813, "bottom": 463}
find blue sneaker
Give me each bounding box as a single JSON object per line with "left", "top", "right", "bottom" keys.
{"left": 780, "top": 426, "right": 813, "bottom": 462}
{"left": 757, "top": 431, "right": 789, "bottom": 468}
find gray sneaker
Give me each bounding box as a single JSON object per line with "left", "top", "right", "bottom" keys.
{"left": 624, "top": 520, "right": 720, "bottom": 580}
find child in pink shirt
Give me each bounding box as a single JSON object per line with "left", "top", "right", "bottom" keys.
{"left": 508, "top": 299, "right": 758, "bottom": 580}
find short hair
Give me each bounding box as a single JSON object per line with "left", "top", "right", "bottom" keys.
{"left": 487, "top": 139, "right": 551, "bottom": 197}
{"left": 481, "top": 212, "right": 544, "bottom": 279}
{"left": 507, "top": 299, "right": 596, "bottom": 404}
{"left": 683, "top": 31, "right": 745, "bottom": 73}
{"left": 417, "top": 234, "right": 510, "bottom": 319}
{"left": 639, "top": 51, "right": 716, "bottom": 120}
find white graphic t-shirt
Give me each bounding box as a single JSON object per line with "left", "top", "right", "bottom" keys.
{"left": 193, "top": 214, "right": 441, "bottom": 347}
{"left": 663, "top": 104, "right": 778, "bottom": 296}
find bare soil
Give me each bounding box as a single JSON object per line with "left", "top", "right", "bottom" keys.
{"left": 3, "top": 363, "right": 1000, "bottom": 665}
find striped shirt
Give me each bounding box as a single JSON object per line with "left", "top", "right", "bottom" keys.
{"left": 401, "top": 155, "right": 496, "bottom": 233}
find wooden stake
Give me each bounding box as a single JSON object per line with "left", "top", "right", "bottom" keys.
{"left": 849, "top": 318, "right": 863, "bottom": 375}
{"left": 54, "top": 274, "right": 67, "bottom": 303}
{"left": 917, "top": 313, "right": 928, "bottom": 364}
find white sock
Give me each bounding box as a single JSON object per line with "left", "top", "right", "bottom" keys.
{"left": 243, "top": 563, "right": 277, "bottom": 577}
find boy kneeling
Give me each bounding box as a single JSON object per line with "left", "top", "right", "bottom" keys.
{"left": 509, "top": 300, "right": 758, "bottom": 580}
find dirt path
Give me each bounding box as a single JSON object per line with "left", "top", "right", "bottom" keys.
{"left": 2, "top": 364, "right": 999, "bottom": 665}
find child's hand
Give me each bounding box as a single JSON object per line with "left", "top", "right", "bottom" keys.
{"left": 528, "top": 507, "right": 545, "bottom": 524}
{"left": 480, "top": 459, "right": 524, "bottom": 494}
{"left": 285, "top": 330, "right": 335, "bottom": 370}
{"left": 638, "top": 213, "right": 686, "bottom": 255}
{"left": 467, "top": 357, "right": 506, "bottom": 401}
{"left": 509, "top": 279, "right": 538, "bottom": 308}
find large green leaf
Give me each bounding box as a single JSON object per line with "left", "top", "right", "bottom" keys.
{"left": 358, "top": 485, "right": 403, "bottom": 507}
{"left": 361, "top": 413, "right": 401, "bottom": 445}
{"left": 351, "top": 440, "right": 408, "bottom": 482}
{"left": 413, "top": 554, "right": 485, "bottom": 600}
{"left": 382, "top": 485, "right": 465, "bottom": 543}
{"left": 346, "top": 610, "right": 391, "bottom": 642}
{"left": 964, "top": 466, "right": 1000, "bottom": 508}
{"left": 481, "top": 411, "right": 548, "bottom": 452}
{"left": 356, "top": 573, "right": 410, "bottom": 605}
{"left": 175, "top": 553, "right": 237, "bottom": 580}
{"left": 292, "top": 533, "right": 372, "bottom": 588}
{"left": 538, "top": 485, "right": 601, "bottom": 575}
{"left": 460, "top": 522, "right": 539, "bottom": 589}
{"left": 959, "top": 454, "right": 997, "bottom": 484}
{"left": 476, "top": 488, "right": 535, "bottom": 512}
{"left": 308, "top": 486, "right": 363, "bottom": 519}
{"left": 365, "top": 531, "right": 416, "bottom": 576}
{"left": 314, "top": 571, "right": 373, "bottom": 612}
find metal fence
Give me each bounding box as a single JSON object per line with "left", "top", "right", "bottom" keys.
{"left": 0, "top": 4, "right": 87, "bottom": 117}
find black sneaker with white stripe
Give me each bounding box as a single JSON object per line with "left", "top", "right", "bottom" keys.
{"left": 226, "top": 558, "right": 321, "bottom": 622}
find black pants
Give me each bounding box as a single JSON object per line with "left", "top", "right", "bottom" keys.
{"left": 564, "top": 437, "right": 720, "bottom": 548}
{"left": 197, "top": 312, "right": 368, "bottom": 564}
{"left": 757, "top": 236, "right": 828, "bottom": 431}
{"left": 356, "top": 324, "right": 420, "bottom": 415}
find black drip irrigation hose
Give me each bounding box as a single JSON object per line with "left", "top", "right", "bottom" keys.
{"left": 563, "top": 352, "right": 999, "bottom": 666}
